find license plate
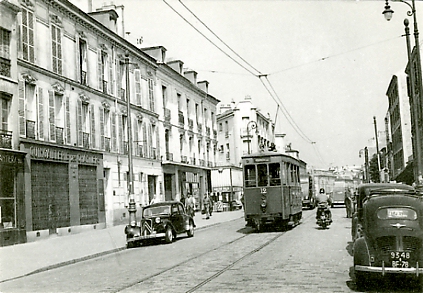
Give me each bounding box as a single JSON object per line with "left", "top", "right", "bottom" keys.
{"left": 390, "top": 251, "right": 411, "bottom": 268}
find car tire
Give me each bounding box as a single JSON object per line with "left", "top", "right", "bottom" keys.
{"left": 126, "top": 242, "right": 134, "bottom": 249}
{"left": 187, "top": 221, "right": 194, "bottom": 237}
{"left": 165, "top": 226, "right": 173, "bottom": 243}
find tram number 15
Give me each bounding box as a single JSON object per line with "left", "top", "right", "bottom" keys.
{"left": 260, "top": 188, "right": 267, "bottom": 194}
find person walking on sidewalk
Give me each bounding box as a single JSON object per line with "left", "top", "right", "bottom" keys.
{"left": 185, "top": 193, "right": 196, "bottom": 227}
{"left": 203, "top": 193, "right": 211, "bottom": 220}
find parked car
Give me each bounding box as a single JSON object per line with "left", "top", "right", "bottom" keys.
{"left": 352, "top": 183, "right": 423, "bottom": 290}
{"left": 125, "top": 201, "right": 195, "bottom": 248}
{"left": 231, "top": 199, "right": 243, "bottom": 210}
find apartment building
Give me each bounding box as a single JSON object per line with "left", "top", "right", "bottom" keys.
{"left": 0, "top": 0, "right": 218, "bottom": 246}
{"left": 386, "top": 73, "right": 413, "bottom": 184}
{"left": 212, "top": 96, "right": 275, "bottom": 206}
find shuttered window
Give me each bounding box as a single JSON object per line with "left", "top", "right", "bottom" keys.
{"left": 21, "top": 8, "right": 35, "bottom": 63}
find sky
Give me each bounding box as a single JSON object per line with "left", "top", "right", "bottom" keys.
{"left": 80, "top": 0, "right": 422, "bottom": 169}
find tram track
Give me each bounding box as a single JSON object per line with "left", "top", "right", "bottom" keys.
{"left": 115, "top": 211, "right": 315, "bottom": 293}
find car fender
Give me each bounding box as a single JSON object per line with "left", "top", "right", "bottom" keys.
{"left": 353, "top": 237, "right": 371, "bottom": 267}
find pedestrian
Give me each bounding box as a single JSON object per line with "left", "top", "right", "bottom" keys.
{"left": 208, "top": 193, "right": 213, "bottom": 216}
{"left": 180, "top": 196, "right": 185, "bottom": 206}
{"left": 203, "top": 193, "right": 211, "bottom": 220}
{"left": 344, "top": 188, "right": 353, "bottom": 218}
{"left": 185, "top": 193, "right": 196, "bottom": 227}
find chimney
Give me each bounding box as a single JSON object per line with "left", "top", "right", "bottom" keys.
{"left": 167, "top": 60, "right": 184, "bottom": 74}
{"left": 197, "top": 80, "right": 209, "bottom": 93}
{"left": 274, "top": 134, "right": 286, "bottom": 153}
{"left": 88, "top": 7, "right": 119, "bottom": 34}
{"left": 184, "top": 70, "right": 197, "bottom": 84}
{"left": 141, "top": 46, "right": 167, "bottom": 63}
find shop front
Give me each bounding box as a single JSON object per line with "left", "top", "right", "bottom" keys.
{"left": 21, "top": 142, "right": 104, "bottom": 241}
{"left": 0, "top": 149, "right": 26, "bottom": 246}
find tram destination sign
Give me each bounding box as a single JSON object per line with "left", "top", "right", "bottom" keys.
{"left": 254, "top": 158, "right": 270, "bottom": 162}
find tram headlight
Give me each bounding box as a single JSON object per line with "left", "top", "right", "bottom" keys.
{"left": 261, "top": 200, "right": 267, "bottom": 208}
{"left": 155, "top": 217, "right": 161, "bottom": 224}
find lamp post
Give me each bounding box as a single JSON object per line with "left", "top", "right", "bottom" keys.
{"left": 125, "top": 51, "right": 136, "bottom": 226}
{"left": 383, "top": 0, "right": 423, "bottom": 187}
{"left": 359, "top": 147, "right": 370, "bottom": 183}
{"left": 246, "top": 121, "right": 257, "bottom": 154}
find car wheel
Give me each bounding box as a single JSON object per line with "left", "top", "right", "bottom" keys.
{"left": 126, "top": 241, "right": 134, "bottom": 249}
{"left": 355, "top": 270, "right": 368, "bottom": 291}
{"left": 165, "top": 226, "right": 173, "bottom": 243}
{"left": 187, "top": 221, "right": 194, "bottom": 237}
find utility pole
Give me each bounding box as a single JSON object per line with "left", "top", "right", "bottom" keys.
{"left": 373, "top": 116, "right": 382, "bottom": 182}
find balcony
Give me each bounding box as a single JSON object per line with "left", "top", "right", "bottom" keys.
{"left": 119, "top": 88, "right": 126, "bottom": 101}
{"left": 0, "top": 57, "right": 11, "bottom": 78}
{"left": 83, "top": 132, "right": 90, "bottom": 148}
{"left": 191, "top": 157, "right": 196, "bottom": 165}
{"left": 136, "top": 144, "right": 144, "bottom": 157}
{"left": 178, "top": 111, "right": 184, "bottom": 126}
{"left": 199, "top": 159, "right": 205, "bottom": 167}
{"left": 56, "top": 127, "right": 64, "bottom": 144}
{"left": 166, "top": 152, "right": 173, "bottom": 161}
{"left": 181, "top": 155, "right": 188, "bottom": 164}
{"left": 150, "top": 147, "right": 157, "bottom": 159}
{"left": 213, "top": 129, "right": 217, "bottom": 139}
{"left": 207, "top": 161, "right": 214, "bottom": 168}
{"left": 188, "top": 118, "right": 194, "bottom": 130}
{"left": 0, "top": 129, "right": 12, "bottom": 149}
{"left": 80, "top": 71, "right": 87, "bottom": 85}
{"left": 197, "top": 123, "right": 202, "bottom": 132}
{"left": 206, "top": 127, "right": 210, "bottom": 136}
{"left": 105, "top": 137, "right": 111, "bottom": 152}
{"left": 123, "top": 141, "right": 128, "bottom": 155}
{"left": 164, "top": 108, "right": 171, "bottom": 122}
{"left": 102, "top": 80, "right": 108, "bottom": 94}
{"left": 26, "top": 120, "right": 36, "bottom": 139}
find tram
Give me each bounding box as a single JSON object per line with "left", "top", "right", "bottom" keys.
{"left": 242, "top": 151, "right": 303, "bottom": 232}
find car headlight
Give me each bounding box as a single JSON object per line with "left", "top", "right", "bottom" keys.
{"left": 155, "top": 217, "right": 161, "bottom": 224}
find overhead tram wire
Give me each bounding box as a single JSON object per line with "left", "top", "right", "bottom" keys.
{"left": 165, "top": 0, "right": 320, "bottom": 156}
{"left": 162, "top": 0, "right": 259, "bottom": 77}
{"left": 178, "top": 0, "right": 263, "bottom": 76}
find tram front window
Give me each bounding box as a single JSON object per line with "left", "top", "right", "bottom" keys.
{"left": 244, "top": 165, "right": 256, "bottom": 187}
{"left": 258, "top": 164, "right": 268, "bottom": 187}
{"left": 269, "top": 163, "right": 281, "bottom": 186}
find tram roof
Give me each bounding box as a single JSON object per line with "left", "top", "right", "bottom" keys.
{"left": 242, "top": 150, "right": 306, "bottom": 166}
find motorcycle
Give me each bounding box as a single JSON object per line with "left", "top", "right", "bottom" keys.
{"left": 316, "top": 202, "right": 332, "bottom": 229}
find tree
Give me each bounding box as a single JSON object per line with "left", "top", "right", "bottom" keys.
{"left": 369, "top": 154, "right": 380, "bottom": 183}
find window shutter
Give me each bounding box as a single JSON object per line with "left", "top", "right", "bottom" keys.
{"left": 108, "top": 53, "right": 113, "bottom": 95}
{"left": 48, "top": 91, "right": 55, "bottom": 141}
{"left": 90, "top": 104, "right": 96, "bottom": 148}
{"left": 99, "top": 107, "right": 104, "bottom": 150}
{"left": 18, "top": 79, "right": 26, "bottom": 137}
{"left": 118, "top": 114, "right": 123, "bottom": 153}
{"left": 142, "top": 124, "right": 147, "bottom": 157}
{"left": 65, "top": 95, "right": 70, "bottom": 144}
{"left": 77, "top": 99, "right": 82, "bottom": 146}
{"left": 135, "top": 69, "right": 141, "bottom": 105}
{"left": 148, "top": 79, "right": 154, "bottom": 111}
{"left": 97, "top": 49, "right": 102, "bottom": 91}
{"left": 37, "top": 87, "right": 44, "bottom": 140}
{"left": 111, "top": 111, "right": 116, "bottom": 152}
{"left": 76, "top": 38, "right": 80, "bottom": 83}
{"left": 133, "top": 118, "right": 138, "bottom": 155}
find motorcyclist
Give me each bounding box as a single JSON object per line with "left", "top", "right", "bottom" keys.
{"left": 316, "top": 188, "right": 332, "bottom": 223}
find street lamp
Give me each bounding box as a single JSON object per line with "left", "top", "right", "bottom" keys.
{"left": 246, "top": 121, "right": 257, "bottom": 154}
{"left": 125, "top": 51, "right": 136, "bottom": 226}
{"left": 382, "top": 0, "right": 423, "bottom": 186}
{"left": 359, "top": 147, "right": 370, "bottom": 183}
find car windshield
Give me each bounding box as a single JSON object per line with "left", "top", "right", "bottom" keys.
{"left": 143, "top": 206, "right": 170, "bottom": 217}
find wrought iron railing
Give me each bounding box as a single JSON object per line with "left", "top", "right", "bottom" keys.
{"left": 178, "top": 111, "right": 184, "bottom": 126}
{"left": 199, "top": 159, "right": 205, "bottom": 167}
{"left": 0, "top": 57, "right": 11, "bottom": 78}
{"left": 102, "top": 80, "right": 108, "bottom": 94}
{"left": 0, "top": 129, "right": 12, "bottom": 149}
{"left": 83, "top": 132, "right": 90, "bottom": 148}
{"left": 123, "top": 141, "right": 128, "bottom": 155}
{"left": 56, "top": 126, "right": 64, "bottom": 144}
{"left": 164, "top": 108, "right": 171, "bottom": 122}
{"left": 26, "top": 119, "right": 36, "bottom": 139}
{"left": 105, "top": 137, "right": 111, "bottom": 152}
{"left": 181, "top": 155, "right": 188, "bottom": 163}
{"left": 166, "top": 152, "right": 173, "bottom": 161}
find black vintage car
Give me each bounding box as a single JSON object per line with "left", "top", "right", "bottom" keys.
{"left": 352, "top": 183, "right": 423, "bottom": 289}
{"left": 125, "top": 201, "right": 195, "bottom": 248}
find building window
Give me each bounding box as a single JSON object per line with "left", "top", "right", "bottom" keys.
{"left": 148, "top": 78, "right": 154, "bottom": 112}
{"left": 135, "top": 69, "right": 142, "bottom": 105}
{"left": 78, "top": 38, "right": 87, "bottom": 85}
{"left": 0, "top": 95, "right": 9, "bottom": 131}
{"left": 98, "top": 50, "right": 108, "bottom": 94}
{"left": 21, "top": 8, "right": 35, "bottom": 63}
{"left": 0, "top": 28, "right": 11, "bottom": 77}
{"left": 51, "top": 24, "right": 62, "bottom": 74}
{"left": 0, "top": 165, "right": 16, "bottom": 229}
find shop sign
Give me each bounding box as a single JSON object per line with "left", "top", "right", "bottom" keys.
{"left": 29, "top": 146, "right": 101, "bottom": 165}
{"left": 0, "top": 153, "right": 24, "bottom": 165}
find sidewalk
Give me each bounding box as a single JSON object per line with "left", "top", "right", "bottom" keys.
{"left": 0, "top": 209, "right": 243, "bottom": 283}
